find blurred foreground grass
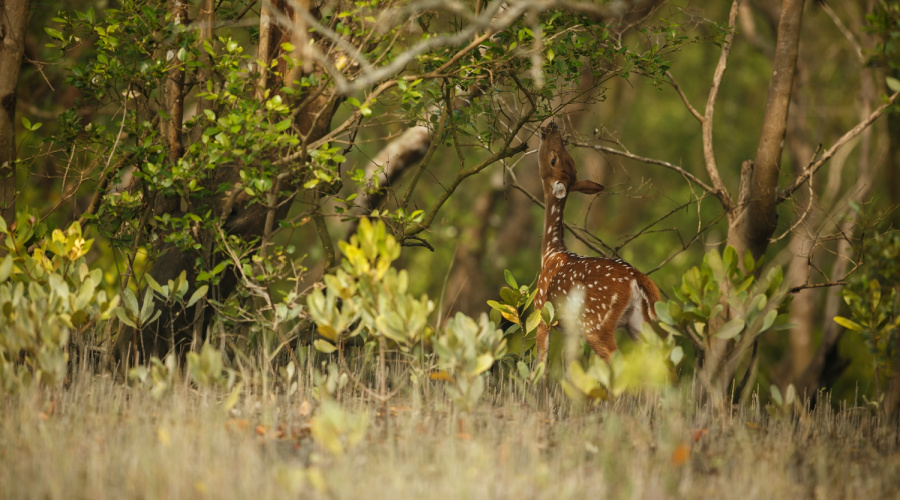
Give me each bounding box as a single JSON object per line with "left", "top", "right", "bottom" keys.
{"left": 2, "top": 369, "right": 898, "bottom": 500}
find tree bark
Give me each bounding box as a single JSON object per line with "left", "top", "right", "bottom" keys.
{"left": 0, "top": 0, "right": 30, "bottom": 225}
{"left": 727, "top": 0, "right": 805, "bottom": 260}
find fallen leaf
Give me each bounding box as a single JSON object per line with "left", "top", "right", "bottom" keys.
{"left": 390, "top": 405, "right": 411, "bottom": 416}
{"left": 671, "top": 443, "right": 690, "bottom": 466}
{"left": 225, "top": 418, "right": 250, "bottom": 432}
{"left": 299, "top": 399, "right": 311, "bottom": 417}
{"left": 690, "top": 428, "right": 708, "bottom": 442}
{"left": 430, "top": 371, "right": 454, "bottom": 382}
{"left": 745, "top": 421, "right": 759, "bottom": 430}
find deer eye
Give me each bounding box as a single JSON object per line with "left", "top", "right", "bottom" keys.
{"left": 550, "top": 155, "right": 557, "bottom": 166}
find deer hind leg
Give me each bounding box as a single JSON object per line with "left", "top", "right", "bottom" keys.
{"left": 584, "top": 296, "right": 633, "bottom": 361}
{"left": 536, "top": 321, "right": 551, "bottom": 363}
{"left": 583, "top": 322, "right": 617, "bottom": 362}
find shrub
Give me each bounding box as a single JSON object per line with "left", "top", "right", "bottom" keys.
{"left": 0, "top": 213, "right": 118, "bottom": 393}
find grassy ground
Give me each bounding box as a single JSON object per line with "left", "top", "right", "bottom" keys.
{"left": 2, "top": 362, "right": 899, "bottom": 500}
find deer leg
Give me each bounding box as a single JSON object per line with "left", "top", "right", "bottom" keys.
{"left": 536, "top": 321, "right": 551, "bottom": 363}
{"left": 583, "top": 323, "right": 617, "bottom": 362}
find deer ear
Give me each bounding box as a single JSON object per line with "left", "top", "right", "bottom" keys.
{"left": 571, "top": 180, "right": 604, "bottom": 194}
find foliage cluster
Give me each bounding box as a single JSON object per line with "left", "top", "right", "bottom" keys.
{"left": 834, "top": 229, "right": 900, "bottom": 405}
{"left": 0, "top": 214, "right": 118, "bottom": 393}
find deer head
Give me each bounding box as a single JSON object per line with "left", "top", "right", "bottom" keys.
{"left": 539, "top": 122, "right": 604, "bottom": 200}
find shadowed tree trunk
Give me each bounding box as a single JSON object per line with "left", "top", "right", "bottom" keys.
{"left": 726, "top": 0, "right": 805, "bottom": 260}
{"left": 0, "top": 0, "right": 30, "bottom": 225}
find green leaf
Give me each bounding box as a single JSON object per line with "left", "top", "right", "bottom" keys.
{"left": 116, "top": 308, "right": 137, "bottom": 328}
{"left": 499, "top": 287, "right": 519, "bottom": 306}
{"left": 139, "top": 288, "right": 156, "bottom": 325}
{"left": 504, "top": 269, "right": 518, "bottom": 289}
{"left": 122, "top": 288, "right": 139, "bottom": 317}
{"left": 186, "top": 285, "right": 208, "bottom": 308}
{"left": 44, "top": 27, "right": 64, "bottom": 40}
{"left": 833, "top": 316, "right": 864, "bottom": 332}
{"left": 275, "top": 119, "right": 291, "bottom": 132}
{"left": 887, "top": 76, "right": 900, "bottom": 93}
{"left": 525, "top": 309, "right": 541, "bottom": 334}
{"left": 472, "top": 354, "right": 494, "bottom": 375}
{"left": 0, "top": 254, "right": 12, "bottom": 282}
{"left": 541, "top": 302, "right": 555, "bottom": 325}
{"left": 654, "top": 301, "right": 673, "bottom": 325}
{"left": 715, "top": 318, "right": 745, "bottom": 340}
{"left": 145, "top": 274, "right": 165, "bottom": 297}
{"left": 760, "top": 309, "right": 777, "bottom": 332}
{"left": 314, "top": 339, "right": 338, "bottom": 354}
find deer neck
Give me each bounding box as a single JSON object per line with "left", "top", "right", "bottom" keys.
{"left": 541, "top": 187, "right": 568, "bottom": 267}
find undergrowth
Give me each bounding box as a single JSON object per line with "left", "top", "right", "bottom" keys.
{"left": 1, "top": 365, "right": 897, "bottom": 500}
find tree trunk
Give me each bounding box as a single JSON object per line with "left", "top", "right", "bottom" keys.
{"left": 0, "top": 0, "right": 30, "bottom": 225}
{"left": 727, "top": 0, "right": 805, "bottom": 260}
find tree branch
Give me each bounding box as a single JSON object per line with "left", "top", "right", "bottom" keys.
{"left": 571, "top": 140, "right": 716, "bottom": 195}
{"left": 778, "top": 91, "right": 899, "bottom": 200}
{"left": 666, "top": 70, "right": 703, "bottom": 123}
{"left": 700, "top": 0, "right": 741, "bottom": 211}
{"left": 403, "top": 113, "right": 532, "bottom": 238}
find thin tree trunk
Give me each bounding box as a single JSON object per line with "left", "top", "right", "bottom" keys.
{"left": 727, "top": 0, "right": 805, "bottom": 260}
{"left": 0, "top": 0, "right": 31, "bottom": 225}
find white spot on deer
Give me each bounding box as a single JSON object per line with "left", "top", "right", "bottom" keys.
{"left": 552, "top": 181, "right": 567, "bottom": 199}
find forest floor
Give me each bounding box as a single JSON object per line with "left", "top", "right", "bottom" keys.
{"left": 2, "top": 368, "right": 899, "bottom": 500}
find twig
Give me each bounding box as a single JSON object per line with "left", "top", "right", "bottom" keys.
{"left": 506, "top": 177, "right": 612, "bottom": 256}
{"left": 770, "top": 147, "right": 818, "bottom": 243}
{"left": 665, "top": 70, "right": 702, "bottom": 123}
{"left": 571, "top": 141, "right": 716, "bottom": 196}
{"left": 700, "top": 0, "right": 741, "bottom": 211}
{"left": 779, "top": 92, "right": 899, "bottom": 200}
{"left": 788, "top": 281, "right": 848, "bottom": 294}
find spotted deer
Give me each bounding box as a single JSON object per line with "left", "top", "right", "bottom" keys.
{"left": 534, "top": 122, "right": 660, "bottom": 362}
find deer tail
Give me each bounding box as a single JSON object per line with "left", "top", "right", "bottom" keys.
{"left": 635, "top": 273, "right": 661, "bottom": 322}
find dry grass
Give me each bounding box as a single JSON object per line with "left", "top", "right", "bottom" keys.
{"left": 2, "top": 366, "right": 899, "bottom": 500}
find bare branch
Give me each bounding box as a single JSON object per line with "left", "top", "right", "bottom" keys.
{"left": 665, "top": 70, "right": 703, "bottom": 123}
{"left": 789, "top": 281, "right": 848, "bottom": 294}
{"left": 506, "top": 176, "right": 612, "bottom": 256}
{"left": 700, "top": 0, "right": 741, "bottom": 211}
{"left": 404, "top": 110, "right": 532, "bottom": 238}
{"left": 770, "top": 146, "right": 818, "bottom": 243}
{"left": 779, "top": 92, "right": 899, "bottom": 200}
{"left": 570, "top": 140, "right": 717, "bottom": 195}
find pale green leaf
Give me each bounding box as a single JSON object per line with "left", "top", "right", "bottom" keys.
{"left": 715, "top": 318, "right": 745, "bottom": 340}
